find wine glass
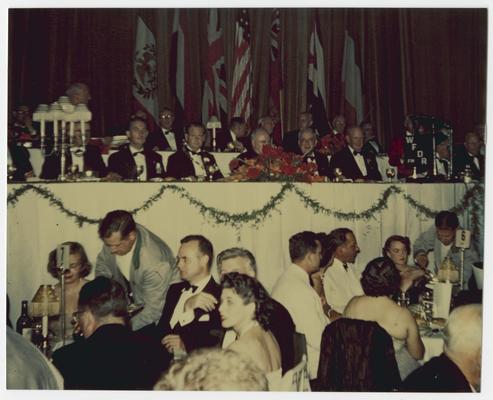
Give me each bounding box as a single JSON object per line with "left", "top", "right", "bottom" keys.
{"left": 334, "top": 168, "right": 343, "bottom": 182}
{"left": 385, "top": 167, "right": 395, "bottom": 183}
{"left": 69, "top": 164, "right": 79, "bottom": 179}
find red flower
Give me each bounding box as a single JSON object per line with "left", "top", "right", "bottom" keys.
{"left": 280, "top": 164, "right": 297, "bottom": 176}
{"left": 246, "top": 167, "right": 261, "bottom": 179}
{"left": 261, "top": 144, "right": 283, "bottom": 158}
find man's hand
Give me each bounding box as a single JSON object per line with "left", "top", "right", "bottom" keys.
{"left": 184, "top": 292, "right": 217, "bottom": 313}
{"left": 415, "top": 253, "right": 429, "bottom": 269}
{"left": 161, "top": 334, "right": 186, "bottom": 354}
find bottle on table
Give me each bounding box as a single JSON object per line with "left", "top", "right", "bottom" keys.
{"left": 16, "top": 300, "right": 32, "bottom": 340}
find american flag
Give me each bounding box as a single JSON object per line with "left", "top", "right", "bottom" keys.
{"left": 269, "top": 8, "right": 283, "bottom": 144}
{"left": 201, "top": 9, "right": 228, "bottom": 130}
{"left": 231, "top": 9, "right": 252, "bottom": 126}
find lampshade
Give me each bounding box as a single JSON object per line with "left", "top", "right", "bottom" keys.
{"left": 31, "top": 285, "right": 60, "bottom": 317}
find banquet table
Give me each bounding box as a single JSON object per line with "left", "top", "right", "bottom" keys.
{"left": 6, "top": 181, "right": 482, "bottom": 323}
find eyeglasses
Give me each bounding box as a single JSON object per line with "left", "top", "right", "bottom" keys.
{"left": 159, "top": 114, "right": 174, "bottom": 119}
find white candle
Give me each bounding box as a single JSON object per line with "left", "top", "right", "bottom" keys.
{"left": 69, "top": 121, "right": 75, "bottom": 146}
{"left": 42, "top": 314, "right": 48, "bottom": 337}
{"left": 53, "top": 118, "right": 59, "bottom": 144}
{"left": 40, "top": 119, "right": 46, "bottom": 139}
{"left": 81, "top": 120, "right": 86, "bottom": 145}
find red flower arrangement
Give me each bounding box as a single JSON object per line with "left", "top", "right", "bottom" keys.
{"left": 228, "top": 145, "right": 325, "bottom": 183}
{"left": 318, "top": 132, "right": 346, "bottom": 155}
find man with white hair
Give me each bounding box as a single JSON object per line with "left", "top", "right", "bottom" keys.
{"left": 231, "top": 127, "right": 271, "bottom": 169}
{"left": 66, "top": 82, "right": 91, "bottom": 106}
{"left": 401, "top": 304, "right": 482, "bottom": 392}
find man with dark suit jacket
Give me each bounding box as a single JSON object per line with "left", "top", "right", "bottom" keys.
{"left": 298, "top": 127, "right": 330, "bottom": 178}
{"left": 157, "top": 235, "right": 223, "bottom": 369}
{"left": 145, "top": 107, "right": 182, "bottom": 151}
{"left": 216, "top": 247, "right": 296, "bottom": 374}
{"left": 401, "top": 304, "right": 482, "bottom": 392}
{"left": 329, "top": 126, "right": 382, "bottom": 181}
{"left": 52, "top": 277, "right": 168, "bottom": 390}
{"left": 221, "top": 117, "right": 251, "bottom": 152}
{"left": 453, "top": 131, "right": 484, "bottom": 180}
{"left": 167, "top": 122, "right": 223, "bottom": 180}
{"left": 282, "top": 111, "right": 313, "bottom": 154}
{"left": 107, "top": 117, "right": 166, "bottom": 180}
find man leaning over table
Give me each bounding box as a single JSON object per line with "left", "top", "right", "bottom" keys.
{"left": 95, "top": 210, "right": 179, "bottom": 334}
{"left": 413, "top": 211, "right": 479, "bottom": 289}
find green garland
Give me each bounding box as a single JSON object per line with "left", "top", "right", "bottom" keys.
{"left": 7, "top": 183, "right": 484, "bottom": 232}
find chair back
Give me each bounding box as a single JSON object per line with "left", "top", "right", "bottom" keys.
{"left": 275, "top": 354, "right": 311, "bottom": 391}
{"left": 317, "top": 318, "right": 401, "bottom": 391}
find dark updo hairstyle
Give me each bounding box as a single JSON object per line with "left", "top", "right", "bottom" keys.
{"left": 221, "top": 272, "right": 272, "bottom": 330}
{"left": 360, "top": 257, "right": 401, "bottom": 297}
{"left": 382, "top": 235, "right": 411, "bottom": 257}
{"left": 316, "top": 232, "right": 336, "bottom": 268}
{"left": 47, "top": 241, "right": 92, "bottom": 279}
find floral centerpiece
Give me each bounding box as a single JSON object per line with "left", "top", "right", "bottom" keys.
{"left": 228, "top": 145, "right": 325, "bottom": 182}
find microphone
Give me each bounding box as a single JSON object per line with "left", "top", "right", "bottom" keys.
{"left": 455, "top": 229, "right": 471, "bottom": 249}
{"left": 56, "top": 244, "right": 71, "bottom": 274}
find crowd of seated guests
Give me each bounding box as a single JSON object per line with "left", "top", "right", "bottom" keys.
{"left": 9, "top": 86, "right": 485, "bottom": 183}
{"left": 8, "top": 205, "right": 482, "bottom": 391}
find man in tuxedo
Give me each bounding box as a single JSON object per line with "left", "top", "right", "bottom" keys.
{"left": 157, "top": 235, "right": 223, "bottom": 368}
{"left": 95, "top": 210, "right": 178, "bottom": 332}
{"left": 146, "top": 107, "right": 182, "bottom": 151}
{"left": 413, "top": 211, "right": 479, "bottom": 289}
{"left": 433, "top": 132, "right": 451, "bottom": 178}
{"left": 282, "top": 111, "right": 313, "bottom": 154}
{"left": 52, "top": 277, "right": 168, "bottom": 390}
{"left": 40, "top": 122, "right": 108, "bottom": 179}
{"left": 322, "top": 228, "right": 364, "bottom": 317}
{"left": 298, "top": 127, "right": 330, "bottom": 177}
{"left": 361, "top": 121, "right": 383, "bottom": 155}
{"left": 107, "top": 117, "right": 166, "bottom": 180}
{"left": 167, "top": 122, "right": 223, "bottom": 180}
{"left": 272, "top": 231, "right": 329, "bottom": 383}
{"left": 328, "top": 126, "right": 382, "bottom": 181}
{"left": 401, "top": 304, "right": 482, "bottom": 392}
{"left": 234, "top": 127, "right": 271, "bottom": 164}
{"left": 216, "top": 247, "right": 296, "bottom": 374}
{"left": 453, "top": 131, "right": 484, "bottom": 180}
{"left": 222, "top": 117, "right": 250, "bottom": 152}
{"left": 67, "top": 82, "right": 91, "bottom": 106}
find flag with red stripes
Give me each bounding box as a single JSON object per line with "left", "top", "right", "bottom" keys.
{"left": 132, "top": 16, "right": 159, "bottom": 131}
{"left": 307, "top": 15, "right": 329, "bottom": 136}
{"left": 201, "top": 9, "right": 228, "bottom": 137}
{"left": 231, "top": 9, "right": 253, "bottom": 126}
{"left": 342, "top": 30, "right": 364, "bottom": 126}
{"left": 269, "top": 8, "right": 283, "bottom": 145}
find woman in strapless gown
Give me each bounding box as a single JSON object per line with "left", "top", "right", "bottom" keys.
{"left": 220, "top": 273, "right": 281, "bottom": 389}
{"left": 47, "top": 242, "right": 91, "bottom": 348}
{"left": 344, "top": 257, "right": 424, "bottom": 380}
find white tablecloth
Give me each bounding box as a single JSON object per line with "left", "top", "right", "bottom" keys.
{"left": 6, "top": 182, "right": 472, "bottom": 323}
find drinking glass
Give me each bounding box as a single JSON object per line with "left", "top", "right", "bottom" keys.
{"left": 136, "top": 165, "right": 144, "bottom": 181}
{"left": 385, "top": 168, "right": 395, "bottom": 183}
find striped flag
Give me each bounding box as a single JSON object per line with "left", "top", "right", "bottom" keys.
{"left": 307, "top": 16, "right": 329, "bottom": 136}
{"left": 170, "top": 9, "right": 193, "bottom": 132}
{"left": 132, "top": 16, "right": 159, "bottom": 131}
{"left": 342, "top": 30, "right": 364, "bottom": 126}
{"left": 201, "top": 9, "right": 228, "bottom": 133}
{"left": 231, "top": 9, "right": 253, "bottom": 126}
{"left": 269, "top": 8, "right": 283, "bottom": 145}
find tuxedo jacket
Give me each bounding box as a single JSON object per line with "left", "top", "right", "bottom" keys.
{"left": 166, "top": 149, "right": 223, "bottom": 180}
{"left": 8, "top": 144, "right": 33, "bottom": 181}
{"left": 156, "top": 277, "right": 223, "bottom": 355}
{"left": 401, "top": 354, "right": 472, "bottom": 392}
{"left": 282, "top": 129, "right": 301, "bottom": 154}
{"left": 453, "top": 145, "right": 484, "bottom": 180}
{"left": 146, "top": 127, "right": 183, "bottom": 151}
{"left": 52, "top": 324, "right": 168, "bottom": 390}
{"left": 107, "top": 144, "right": 166, "bottom": 180}
{"left": 40, "top": 143, "right": 108, "bottom": 179}
{"left": 329, "top": 146, "right": 382, "bottom": 181}
{"left": 303, "top": 151, "right": 330, "bottom": 177}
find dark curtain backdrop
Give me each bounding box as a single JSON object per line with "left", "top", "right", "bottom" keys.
{"left": 8, "top": 8, "right": 487, "bottom": 148}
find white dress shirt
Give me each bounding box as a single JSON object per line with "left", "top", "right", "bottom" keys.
{"left": 129, "top": 144, "right": 147, "bottom": 180}
{"left": 162, "top": 128, "right": 177, "bottom": 151}
{"left": 229, "top": 130, "right": 237, "bottom": 142}
{"left": 115, "top": 240, "right": 136, "bottom": 282}
{"left": 169, "top": 274, "right": 211, "bottom": 329}
{"left": 323, "top": 258, "right": 364, "bottom": 314}
{"left": 348, "top": 145, "right": 367, "bottom": 176}
{"left": 272, "top": 263, "right": 329, "bottom": 379}
{"left": 186, "top": 145, "right": 207, "bottom": 178}
{"left": 468, "top": 152, "right": 480, "bottom": 169}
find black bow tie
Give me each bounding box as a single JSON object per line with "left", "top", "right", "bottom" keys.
{"left": 353, "top": 150, "right": 361, "bottom": 156}
{"left": 183, "top": 282, "right": 198, "bottom": 293}
{"left": 187, "top": 148, "right": 202, "bottom": 156}
{"left": 132, "top": 151, "right": 144, "bottom": 157}
{"left": 343, "top": 263, "right": 349, "bottom": 271}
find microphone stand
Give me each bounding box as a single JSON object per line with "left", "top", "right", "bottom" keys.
{"left": 57, "top": 263, "right": 67, "bottom": 346}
